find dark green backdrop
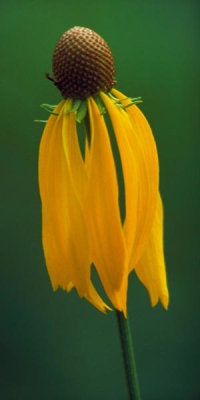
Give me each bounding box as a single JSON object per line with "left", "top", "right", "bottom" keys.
{"left": 1, "top": 0, "right": 199, "bottom": 399}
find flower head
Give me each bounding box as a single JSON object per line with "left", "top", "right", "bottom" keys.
{"left": 38, "top": 27, "right": 169, "bottom": 315}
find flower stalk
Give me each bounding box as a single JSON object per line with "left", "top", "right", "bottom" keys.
{"left": 116, "top": 310, "right": 141, "bottom": 400}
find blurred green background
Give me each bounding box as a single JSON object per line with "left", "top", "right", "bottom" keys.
{"left": 1, "top": 0, "right": 199, "bottom": 399}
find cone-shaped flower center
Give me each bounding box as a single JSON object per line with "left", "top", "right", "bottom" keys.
{"left": 52, "top": 26, "right": 115, "bottom": 99}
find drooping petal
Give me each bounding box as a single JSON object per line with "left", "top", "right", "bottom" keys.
{"left": 84, "top": 282, "right": 112, "bottom": 313}
{"left": 38, "top": 101, "right": 65, "bottom": 191}
{"left": 84, "top": 135, "right": 90, "bottom": 170}
{"left": 62, "top": 104, "right": 110, "bottom": 312}
{"left": 85, "top": 97, "right": 128, "bottom": 313}
{"left": 62, "top": 102, "right": 87, "bottom": 201}
{"left": 101, "top": 92, "right": 138, "bottom": 259}
{"left": 111, "top": 89, "right": 159, "bottom": 271}
{"left": 39, "top": 100, "right": 91, "bottom": 297}
{"left": 134, "top": 194, "right": 169, "bottom": 309}
{"left": 39, "top": 101, "right": 72, "bottom": 290}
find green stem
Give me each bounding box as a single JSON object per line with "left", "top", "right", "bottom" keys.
{"left": 115, "top": 310, "right": 141, "bottom": 400}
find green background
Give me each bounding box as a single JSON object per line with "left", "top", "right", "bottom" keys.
{"left": 1, "top": 0, "right": 199, "bottom": 399}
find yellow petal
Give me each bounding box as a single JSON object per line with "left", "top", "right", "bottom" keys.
{"left": 85, "top": 98, "right": 128, "bottom": 313}
{"left": 39, "top": 101, "right": 71, "bottom": 290}
{"left": 62, "top": 102, "right": 87, "bottom": 201}
{"left": 38, "top": 101, "right": 65, "bottom": 195}
{"left": 134, "top": 194, "right": 169, "bottom": 309}
{"left": 39, "top": 100, "right": 91, "bottom": 296}
{"left": 84, "top": 282, "right": 112, "bottom": 313}
{"left": 112, "top": 89, "right": 159, "bottom": 270}
{"left": 101, "top": 92, "right": 138, "bottom": 259}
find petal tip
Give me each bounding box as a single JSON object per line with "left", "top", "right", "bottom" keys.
{"left": 161, "top": 294, "right": 169, "bottom": 310}
{"left": 150, "top": 292, "right": 169, "bottom": 310}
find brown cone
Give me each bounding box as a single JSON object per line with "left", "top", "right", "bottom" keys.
{"left": 52, "top": 26, "right": 115, "bottom": 99}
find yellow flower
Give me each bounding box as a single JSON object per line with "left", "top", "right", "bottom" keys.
{"left": 38, "top": 27, "right": 169, "bottom": 315}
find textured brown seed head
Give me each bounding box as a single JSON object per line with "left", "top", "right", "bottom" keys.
{"left": 52, "top": 26, "right": 116, "bottom": 99}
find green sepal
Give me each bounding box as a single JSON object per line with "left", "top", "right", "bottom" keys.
{"left": 114, "top": 96, "right": 142, "bottom": 104}
{"left": 123, "top": 100, "right": 143, "bottom": 109}
{"left": 93, "top": 95, "right": 106, "bottom": 115}
{"left": 108, "top": 92, "right": 118, "bottom": 101}
{"left": 76, "top": 100, "right": 87, "bottom": 123}
{"left": 108, "top": 92, "right": 143, "bottom": 109}
{"left": 34, "top": 119, "right": 48, "bottom": 123}
{"left": 41, "top": 104, "right": 57, "bottom": 109}
{"left": 65, "top": 99, "right": 81, "bottom": 114}
{"left": 40, "top": 104, "right": 59, "bottom": 115}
